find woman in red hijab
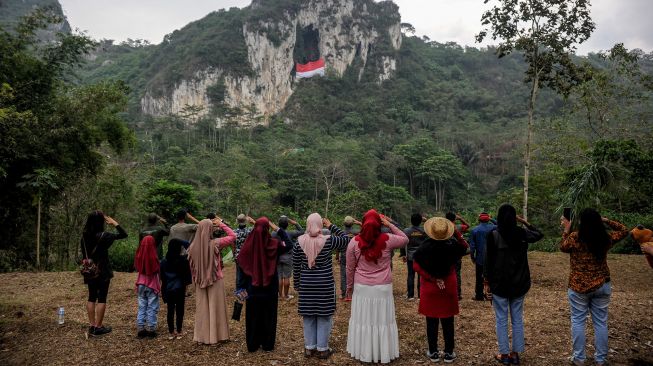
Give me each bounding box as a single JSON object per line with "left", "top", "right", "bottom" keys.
{"left": 237, "top": 217, "right": 292, "bottom": 352}
{"left": 134, "top": 235, "right": 161, "bottom": 338}
{"left": 345, "top": 209, "right": 408, "bottom": 363}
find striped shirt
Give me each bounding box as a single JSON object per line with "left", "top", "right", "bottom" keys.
{"left": 292, "top": 224, "right": 350, "bottom": 317}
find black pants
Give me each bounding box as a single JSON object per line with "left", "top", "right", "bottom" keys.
{"left": 166, "top": 290, "right": 185, "bottom": 333}
{"left": 455, "top": 259, "right": 462, "bottom": 299}
{"left": 426, "top": 316, "right": 455, "bottom": 354}
{"left": 474, "top": 264, "right": 485, "bottom": 300}
{"left": 406, "top": 260, "right": 420, "bottom": 298}
{"left": 245, "top": 295, "right": 278, "bottom": 352}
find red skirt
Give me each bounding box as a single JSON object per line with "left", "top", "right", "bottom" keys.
{"left": 418, "top": 267, "right": 459, "bottom": 318}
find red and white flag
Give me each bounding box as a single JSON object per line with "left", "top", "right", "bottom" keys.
{"left": 295, "top": 58, "right": 325, "bottom": 79}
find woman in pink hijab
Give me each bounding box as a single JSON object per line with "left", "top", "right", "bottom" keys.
{"left": 292, "top": 213, "right": 350, "bottom": 359}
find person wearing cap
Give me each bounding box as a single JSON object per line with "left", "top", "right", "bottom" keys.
{"left": 234, "top": 214, "right": 256, "bottom": 287}
{"left": 400, "top": 213, "right": 426, "bottom": 300}
{"left": 469, "top": 212, "right": 496, "bottom": 301}
{"left": 272, "top": 216, "right": 304, "bottom": 300}
{"left": 412, "top": 217, "right": 468, "bottom": 363}
{"left": 335, "top": 216, "right": 361, "bottom": 300}
{"left": 346, "top": 209, "right": 408, "bottom": 364}
{"left": 484, "top": 204, "right": 543, "bottom": 365}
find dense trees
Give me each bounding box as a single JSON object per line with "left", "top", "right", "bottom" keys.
{"left": 0, "top": 11, "right": 132, "bottom": 269}
{"left": 1, "top": 5, "right": 652, "bottom": 271}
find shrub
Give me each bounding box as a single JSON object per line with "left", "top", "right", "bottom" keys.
{"left": 109, "top": 237, "right": 138, "bottom": 272}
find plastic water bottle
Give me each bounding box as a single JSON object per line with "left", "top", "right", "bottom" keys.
{"left": 57, "top": 306, "right": 65, "bottom": 325}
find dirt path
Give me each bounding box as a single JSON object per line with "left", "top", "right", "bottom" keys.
{"left": 1, "top": 252, "right": 652, "bottom": 365}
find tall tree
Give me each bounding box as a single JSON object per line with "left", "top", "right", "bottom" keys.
{"left": 476, "top": 0, "right": 595, "bottom": 219}
{"left": 0, "top": 9, "right": 132, "bottom": 268}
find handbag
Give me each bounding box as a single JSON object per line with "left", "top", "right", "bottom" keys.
{"left": 80, "top": 235, "right": 101, "bottom": 281}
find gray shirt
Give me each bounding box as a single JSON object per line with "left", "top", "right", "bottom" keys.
{"left": 170, "top": 222, "right": 198, "bottom": 255}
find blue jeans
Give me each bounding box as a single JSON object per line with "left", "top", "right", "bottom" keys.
{"left": 137, "top": 285, "right": 160, "bottom": 330}
{"left": 303, "top": 316, "right": 333, "bottom": 351}
{"left": 568, "top": 282, "right": 611, "bottom": 363}
{"left": 339, "top": 251, "right": 347, "bottom": 297}
{"left": 492, "top": 294, "right": 525, "bottom": 354}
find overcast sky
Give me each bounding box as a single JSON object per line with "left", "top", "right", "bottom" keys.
{"left": 58, "top": 0, "right": 653, "bottom": 55}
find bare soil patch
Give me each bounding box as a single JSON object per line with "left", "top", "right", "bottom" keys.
{"left": 1, "top": 252, "right": 652, "bottom": 365}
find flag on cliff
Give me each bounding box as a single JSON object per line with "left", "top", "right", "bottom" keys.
{"left": 295, "top": 58, "right": 325, "bottom": 79}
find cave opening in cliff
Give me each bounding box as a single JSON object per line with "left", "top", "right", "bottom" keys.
{"left": 294, "top": 24, "right": 320, "bottom": 64}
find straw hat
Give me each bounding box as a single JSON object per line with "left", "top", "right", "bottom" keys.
{"left": 424, "top": 217, "right": 455, "bottom": 241}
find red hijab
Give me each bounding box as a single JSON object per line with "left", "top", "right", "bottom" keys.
{"left": 134, "top": 235, "right": 160, "bottom": 275}
{"left": 356, "top": 209, "right": 389, "bottom": 263}
{"left": 238, "top": 217, "right": 280, "bottom": 287}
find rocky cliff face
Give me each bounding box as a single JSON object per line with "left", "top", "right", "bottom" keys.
{"left": 141, "top": 0, "right": 402, "bottom": 123}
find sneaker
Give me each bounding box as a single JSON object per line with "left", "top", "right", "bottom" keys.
{"left": 93, "top": 325, "right": 112, "bottom": 336}
{"left": 568, "top": 356, "right": 585, "bottom": 365}
{"left": 509, "top": 352, "right": 520, "bottom": 365}
{"left": 495, "top": 354, "right": 511, "bottom": 365}
{"left": 146, "top": 330, "right": 158, "bottom": 338}
{"left": 137, "top": 329, "right": 148, "bottom": 338}
{"left": 316, "top": 348, "right": 333, "bottom": 359}
{"left": 443, "top": 352, "right": 457, "bottom": 363}
{"left": 407, "top": 297, "right": 416, "bottom": 301}
{"left": 285, "top": 295, "right": 295, "bottom": 300}
{"left": 426, "top": 350, "right": 440, "bottom": 363}
{"left": 88, "top": 326, "right": 96, "bottom": 335}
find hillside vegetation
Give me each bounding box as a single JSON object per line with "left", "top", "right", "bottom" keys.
{"left": 1, "top": 2, "right": 652, "bottom": 271}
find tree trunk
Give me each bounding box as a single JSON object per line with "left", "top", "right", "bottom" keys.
{"left": 36, "top": 196, "right": 41, "bottom": 270}
{"left": 524, "top": 74, "right": 540, "bottom": 221}
{"left": 325, "top": 188, "right": 330, "bottom": 218}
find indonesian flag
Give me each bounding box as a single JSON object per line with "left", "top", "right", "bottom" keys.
{"left": 295, "top": 58, "right": 325, "bottom": 79}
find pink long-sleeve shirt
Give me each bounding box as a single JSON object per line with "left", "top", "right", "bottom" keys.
{"left": 346, "top": 223, "right": 409, "bottom": 291}
{"left": 213, "top": 223, "right": 236, "bottom": 280}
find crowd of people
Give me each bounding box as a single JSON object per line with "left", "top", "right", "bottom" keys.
{"left": 79, "top": 205, "right": 651, "bottom": 365}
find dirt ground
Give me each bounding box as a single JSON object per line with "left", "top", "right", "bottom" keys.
{"left": 1, "top": 252, "right": 652, "bottom": 365}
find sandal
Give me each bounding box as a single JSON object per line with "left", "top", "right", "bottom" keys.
{"left": 317, "top": 348, "right": 334, "bottom": 359}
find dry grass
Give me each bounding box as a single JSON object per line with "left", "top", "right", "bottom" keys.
{"left": 1, "top": 252, "right": 652, "bottom": 365}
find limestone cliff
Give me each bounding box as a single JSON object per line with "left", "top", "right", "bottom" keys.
{"left": 140, "top": 0, "right": 402, "bottom": 123}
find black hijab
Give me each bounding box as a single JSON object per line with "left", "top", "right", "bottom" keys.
{"left": 497, "top": 204, "right": 519, "bottom": 246}
{"left": 413, "top": 237, "right": 460, "bottom": 279}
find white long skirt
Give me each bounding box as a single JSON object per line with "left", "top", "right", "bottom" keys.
{"left": 346, "top": 283, "right": 400, "bottom": 363}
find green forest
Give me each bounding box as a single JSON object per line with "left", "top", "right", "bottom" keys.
{"left": 1, "top": 1, "right": 652, "bottom": 272}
